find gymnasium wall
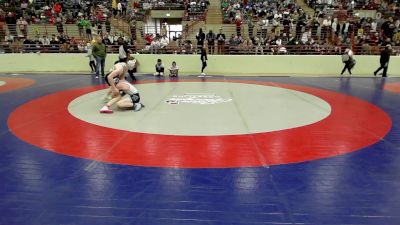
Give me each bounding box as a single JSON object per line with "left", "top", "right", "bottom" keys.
{"left": 0, "top": 53, "right": 398, "bottom": 76}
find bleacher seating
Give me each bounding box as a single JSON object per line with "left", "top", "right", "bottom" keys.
{"left": 0, "top": 0, "right": 399, "bottom": 56}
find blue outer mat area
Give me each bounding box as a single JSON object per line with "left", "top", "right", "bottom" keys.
{"left": 0, "top": 74, "right": 399, "bottom": 225}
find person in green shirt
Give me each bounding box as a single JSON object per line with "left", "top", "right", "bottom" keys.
{"left": 92, "top": 36, "right": 107, "bottom": 78}
{"left": 85, "top": 21, "right": 92, "bottom": 40}
{"left": 221, "top": 1, "right": 229, "bottom": 9}
{"left": 77, "top": 18, "right": 84, "bottom": 37}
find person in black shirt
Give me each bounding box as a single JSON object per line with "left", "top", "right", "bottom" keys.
{"left": 216, "top": 29, "right": 226, "bottom": 54}
{"left": 196, "top": 28, "right": 206, "bottom": 53}
{"left": 381, "top": 17, "right": 395, "bottom": 40}
{"left": 200, "top": 47, "right": 207, "bottom": 76}
{"left": 374, "top": 45, "right": 392, "bottom": 77}
{"left": 206, "top": 30, "right": 216, "bottom": 54}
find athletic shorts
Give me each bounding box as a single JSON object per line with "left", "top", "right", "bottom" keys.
{"left": 104, "top": 73, "right": 119, "bottom": 86}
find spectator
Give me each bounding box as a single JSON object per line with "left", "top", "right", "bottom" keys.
{"left": 374, "top": 44, "right": 392, "bottom": 77}
{"left": 77, "top": 17, "right": 85, "bottom": 38}
{"left": 259, "top": 16, "right": 268, "bottom": 38}
{"left": 169, "top": 61, "right": 179, "bottom": 77}
{"left": 87, "top": 41, "right": 96, "bottom": 73}
{"left": 154, "top": 58, "right": 164, "bottom": 76}
{"left": 85, "top": 20, "right": 93, "bottom": 40}
{"left": 53, "top": 2, "right": 62, "bottom": 15}
{"left": 105, "top": 18, "right": 111, "bottom": 34}
{"left": 10, "top": 39, "right": 22, "bottom": 53}
{"left": 248, "top": 19, "right": 254, "bottom": 38}
{"left": 117, "top": 39, "right": 129, "bottom": 63}
{"left": 160, "top": 23, "right": 168, "bottom": 37}
{"left": 17, "top": 17, "right": 28, "bottom": 38}
{"left": 206, "top": 30, "right": 216, "bottom": 54}
{"left": 381, "top": 17, "right": 395, "bottom": 40}
{"left": 39, "top": 35, "right": 50, "bottom": 46}
{"left": 239, "top": 38, "right": 252, "bottom": 54}
{"left": 216, "top": 28, "right": 226, "bottom": 54}
{"left": 235, "top": 17, "right": 241, "bottom": 36}
{"left": 60, "top": 41, "right": 70, "bottom": 53}
{"left": 97, "top": 23, "right": 103, "bottom": 36}
{"left": 117, "top": 1, "right": 122, "bottom": 17}
{"left": 183, "top": 40, "right": 193, "bottom": 54}
{"left": 92, "top": 36, "right": 107, "bottom": 78}
{"left": 253, "top": 35, "right": 264, "bottom": 55}
{"left": 5, "top": 12, "right": 17, "bottom": 37}
{"left": 112, "top": 0, "right": 118, "bottom": 17}
{"left": 103, "top": 34, "right": 112, "bottom": 45}
{"left": 160, "top": 35, "right": 169, "bottom": 51}
{"left": 228, "top": 34, "right": 240, "bottom": 53}
{"left": 56, "top": 17, "right": 64, "bottom": 35}
{"left": 196, "top": 28, "right": 205, "bottom": 52}
{"left": 150, "top": 36, "right": 161, "bottom": 54}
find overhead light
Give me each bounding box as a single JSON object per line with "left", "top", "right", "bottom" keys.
{"left": 166, "top": 13, "right": 170, "bottom": 17}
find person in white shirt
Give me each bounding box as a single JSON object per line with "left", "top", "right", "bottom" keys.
{"left": 260, "top": 17, "right": 269, "bottom": 38}
{"left": 117, "top": 2, "right": 122, "bottom": 16}
{"left": 39, "top": 36, "right": 50, "bottom": 45}
{"left": 322, "top": 16, "right": 332, "bottom": 39}
{"left": 5, "top": 34, "right": 14, "bottom": 42}
{"left": 160, "top": 35, "right": 169, "bottom": 49}
{"left": 17, "top": 17, "right": 28, "bottom": 37}
{"left": 331, "top": 18, "right": 337, "bottom": 35}
{"left": 86, "top": 41, "right": 96, "bottom": 73}
{"left": 301, "top": 30, "right": 311, "bottom": 44}
{"left": 169, "top": 61, "right": 179, "bottom": 77}
{"left": 340, "top": 48, "right": 355, "bottom": 75}
{"left": 371, "top": 19, "right": 377, "bottom": 32}
{"left": 150, "top": 37, "right": 161, "bottom": 54}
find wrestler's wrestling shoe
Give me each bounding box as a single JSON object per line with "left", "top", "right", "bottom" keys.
{"left": 100, "top": 105, "right": 113, "bottom": 113}
{"left": 134, "top": 103, "right": 145, "bottom": 112}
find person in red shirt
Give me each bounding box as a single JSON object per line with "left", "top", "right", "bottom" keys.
{"left": 53, "top": 3, "right": 62, "bottom": 15}
{"left": 235, "top": 19, "right": 242, "bottom": 36}
{"left": 145, "top": 34, "right": 153, "bottom": 44}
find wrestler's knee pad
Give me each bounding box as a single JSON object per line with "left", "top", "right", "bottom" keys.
{"left": 130, "top": 93, "right": 140, "bottom": 104}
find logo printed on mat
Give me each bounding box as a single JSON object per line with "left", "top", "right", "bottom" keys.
{"left": 165, "top": 93, "right": 232, "bottom": 105}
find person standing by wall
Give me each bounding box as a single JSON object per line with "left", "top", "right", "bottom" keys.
{"left": 92, "top": 36, "right": 107, "bottom": 78}
{"left": 206, "top": 30, "right": 216, "bottom": 54}
{"left": 200, "top": 47, "right": 207, "bottom": 76}
{"left": 87, "top": 41, "right": 96, "bottom": 74}
{"left": 374, "top": 44, "right": 392, "bottom": 77}
{"left": 117, "top": 39, "right": 129, "bottom": 63}
{"left": 216, "top": 28, "right": 226, "bottom": 55}
{"left": 196, "top": 28, "right": 205, "bottom": 53}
